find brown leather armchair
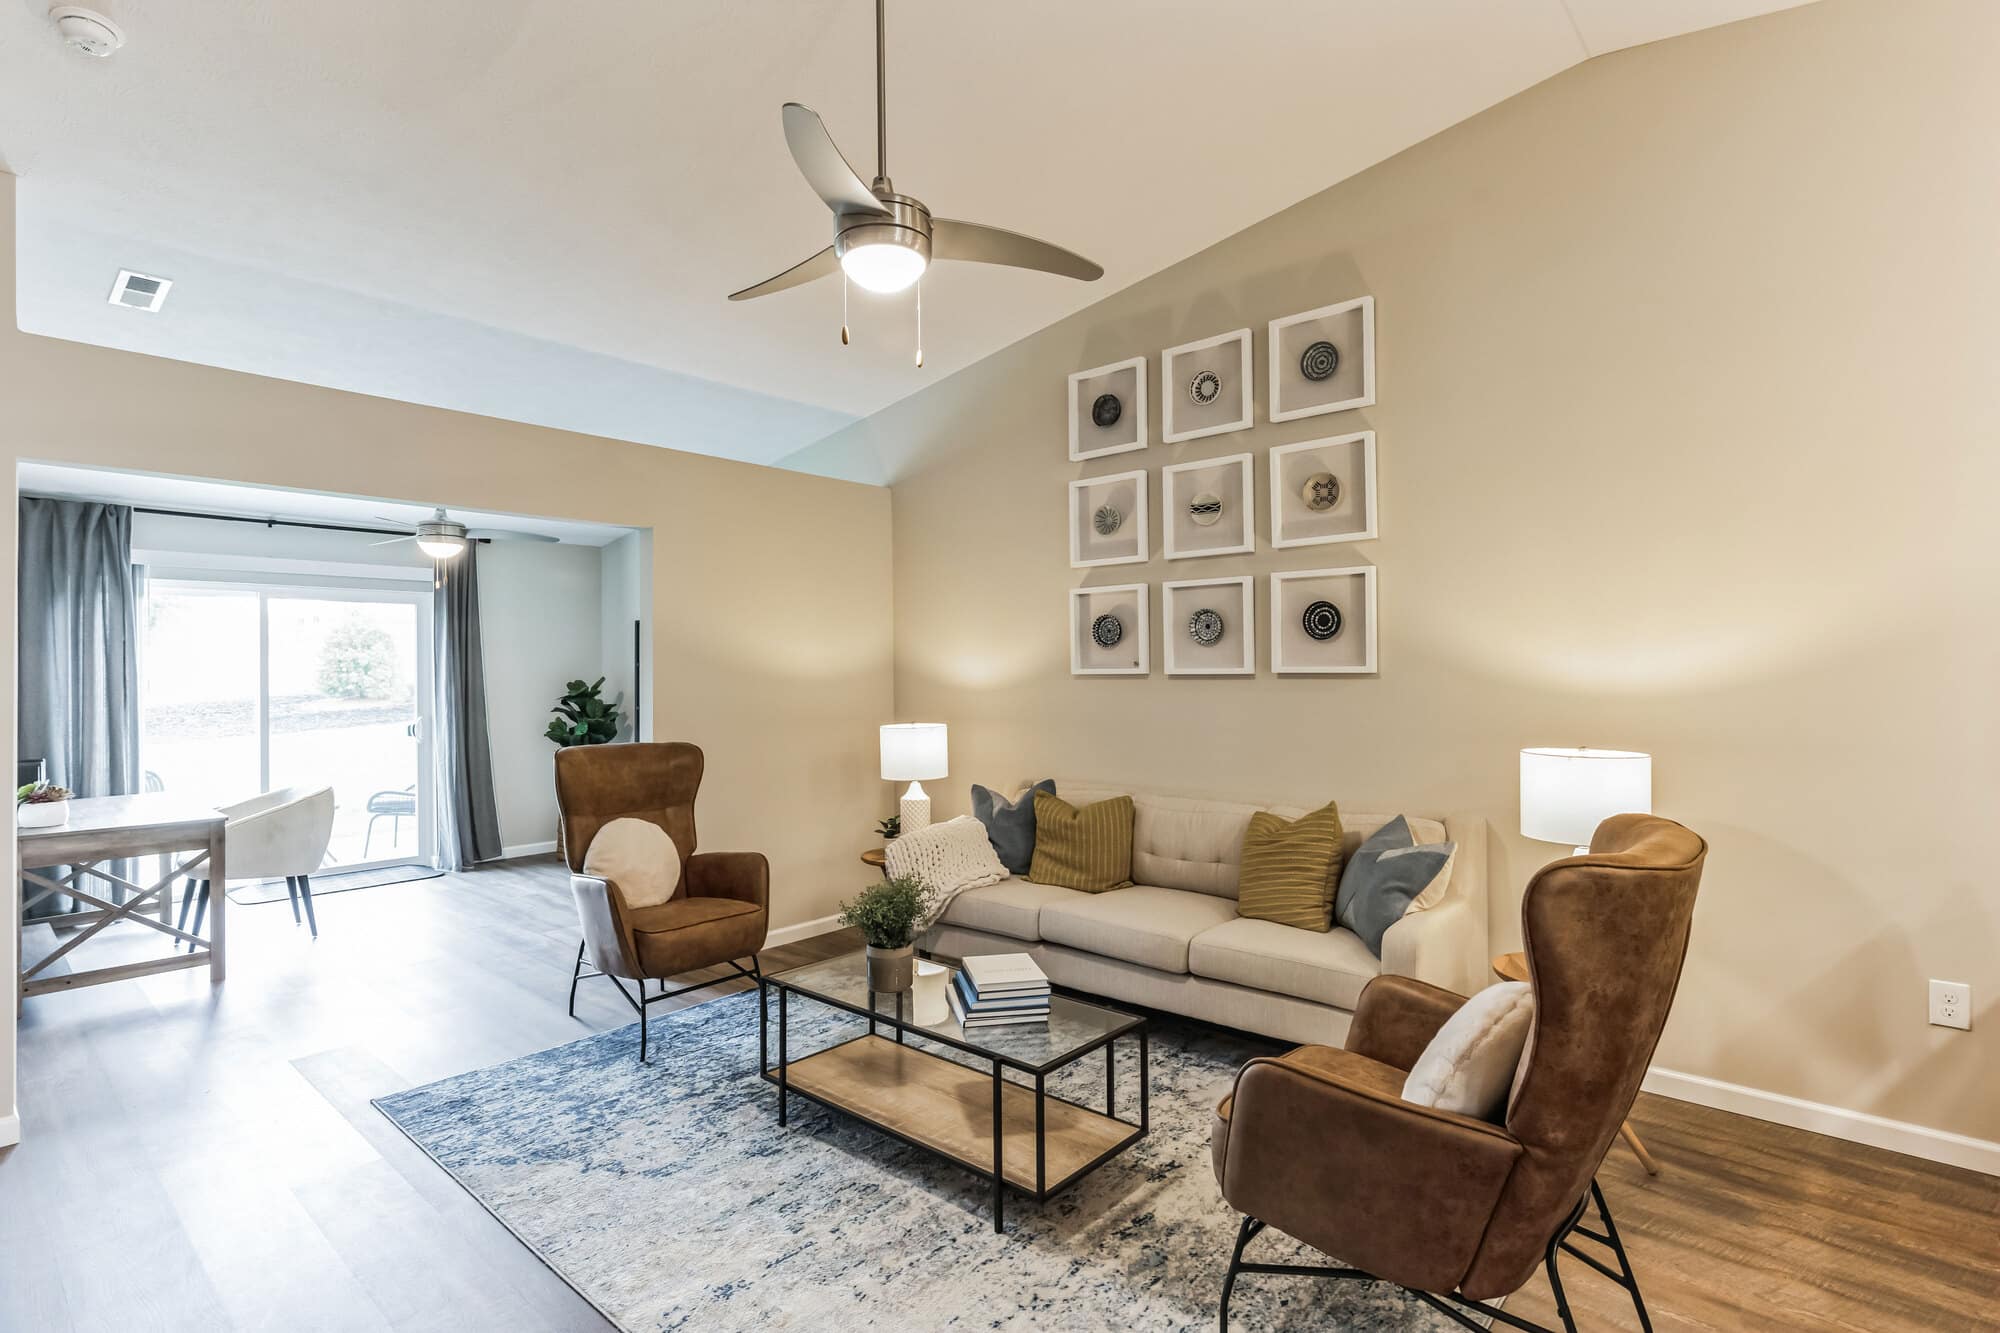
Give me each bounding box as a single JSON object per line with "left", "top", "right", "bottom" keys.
{"left": 1212, "top": 813, "right": 1706, "bottom": 1333}
{"left": 554, "top": 742, "right": 770, "bottom": 1062}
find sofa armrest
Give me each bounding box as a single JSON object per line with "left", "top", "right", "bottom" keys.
{"left": 1218, "top": 1046, "right": 1521, "bottom": 1294}
{"left": 572, "top": 873, "right": 640, "bottom": 979}
{"left": 1346, "top": 975, "right": 1468, "bottom": 1071}
{"left": 686, "top": 851, "right": 769, "bottom": 912}
{"left": 1381, "top": 893, "right": 1485, "bottom": 996}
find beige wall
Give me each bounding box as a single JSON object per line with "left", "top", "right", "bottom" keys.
{"left": 797, "top": 0, "right": 1999, "bottom": 1145}
{"left": 0, "top": 170, "right": 895, "bottom": 1136}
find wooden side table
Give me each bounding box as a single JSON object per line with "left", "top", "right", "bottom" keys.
{"left": 860, "top": 848, "right": 888, "bottom": 877}
{"left": 1493, "top": 951, "right": 1660, "bottom": 1176}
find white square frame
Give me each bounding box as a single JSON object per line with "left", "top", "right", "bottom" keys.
{"left": 1069, "top": 469, "right": 1149, "bottom": 569}
{"left": 1268, "top": 296, "right": 1375, "bottom": 422}
{"left": 1161, "top": 328, "right": 1254, "bottom": 444}
{"left": 1069, "top": 583, "right": 1150, "bottom": 676}
{"left": 1269, "top": 431, "right": 1378, "bottom": 548}
{"left": 1162, "top": 452, "right": 1254, "bottom": 560}
{"left": 1068, "top": 355, "right": 1148, "bottom": 461}
{"left": 1270, "top": 566, "right": 1378, "bottom": 675}
{"left": 1163, "top": 576, "right": 1255, "bottom": 676}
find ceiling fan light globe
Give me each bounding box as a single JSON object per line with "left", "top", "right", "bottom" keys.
{"left": 417, "top": 533, "right": 467, "bottom": 559}
{"left": 839, "top": 242, "right": 927, "bottom": 294}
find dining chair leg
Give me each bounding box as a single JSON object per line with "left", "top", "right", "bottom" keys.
{"left": 177, "top": 879, "right": 198, "bottom": 936}
{"left": 284, "top": 876, "right": 302, "bottom": 925}
{"left": 296, "top": 874, "right": 319, "bottom": 939}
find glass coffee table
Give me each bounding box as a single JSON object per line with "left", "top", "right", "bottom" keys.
{"left": 759, "top": 951, "right": 1149, "bottom": 1232}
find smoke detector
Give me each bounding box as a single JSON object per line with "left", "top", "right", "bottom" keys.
{"left": 49, "top": 7, "right": 124, "bottom": 58}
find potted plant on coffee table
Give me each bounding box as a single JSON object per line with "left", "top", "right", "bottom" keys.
{"left": 838, "top": 873, "right": 934, "bottom": 993}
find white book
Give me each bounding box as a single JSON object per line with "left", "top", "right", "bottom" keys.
{"left": 950, "top": 983, "right": 1048, "bottom": 1028}
{"left": 961, "top": 952, "right": 1047, "bottom": 991}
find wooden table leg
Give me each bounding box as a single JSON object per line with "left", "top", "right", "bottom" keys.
{"left": 206, "top": 829, "right": 226, "bottom": 984}
{"left": 1619, "top": 1121, "right": 1660, "bottom": 1175}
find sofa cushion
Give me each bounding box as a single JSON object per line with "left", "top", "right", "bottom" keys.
{"left": 1038, "top": 885, "right": 1238, "bottom": 973}
{"left": 1188, "top": 916, "right": 1382, "bottom": 1011}
{"left": 1335, "top": 816, "right": 1458, "bottom": 956}
{"left": 935, "top": 877, "right": 1089, "bottom": 943}
{"left": 1028, "top": 792, "right": 1135, "bottom": 893}
{"left": 971, "top": 779, "right": 1054, "bottom": 876}
{"left": 1236, "top": 802, "right": 1345, "bottom": 931}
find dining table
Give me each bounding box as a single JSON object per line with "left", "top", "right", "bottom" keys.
{"left": 16, "top": 792, "right": 227, "bottom": 1011}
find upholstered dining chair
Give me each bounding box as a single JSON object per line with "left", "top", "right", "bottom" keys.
{"left": 180, "top": 786, "right": 337, "bottom": 942}
{"left": 1211, "top": 813, "right": 1706, "bottom": 1333}
{"left": 553, "top": 741, "right": 770, "bottom": 1062}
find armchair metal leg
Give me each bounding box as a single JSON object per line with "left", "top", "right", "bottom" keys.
{"left": 567, "top": 940, "right": 587, "bottom": 1017}
{"left": 578, "top": 955, "right": 766, "bottom": 1064}
{"left": 1219, "top": 1179, "right": 1647, "bottom": 1333}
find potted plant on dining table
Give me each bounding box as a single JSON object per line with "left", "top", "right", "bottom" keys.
{"left": 838, "top": 873, "right": 935, "bottom": 993}
{"left": 16, "top": 782, "right": 72, "bottom": 829}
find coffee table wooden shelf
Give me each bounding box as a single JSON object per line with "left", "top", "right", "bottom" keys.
{"left": 760, "top": 951, "right": 1149, "bottom": 1232}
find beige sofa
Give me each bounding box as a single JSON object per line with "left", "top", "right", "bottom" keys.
{"left": 923, "top": 781, "right": 1487, "bottom": 1046}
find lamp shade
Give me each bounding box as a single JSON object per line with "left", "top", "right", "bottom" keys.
{"left": 880, "top": 723, "right": 948, "bottom": 782}
{"left": 1520, "top": 747, "right": 1651, "bottom": 847}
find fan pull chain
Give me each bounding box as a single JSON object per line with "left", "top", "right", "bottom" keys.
{"left": 840, "top": 272, "right": 851, "bottom": 346}
{"left": 914, "top": 276, "right": 924, "bottom": 368}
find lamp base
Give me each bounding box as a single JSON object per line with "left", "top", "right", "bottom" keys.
{"left": 900, "top": 781, "right": 933, "bottom": 836}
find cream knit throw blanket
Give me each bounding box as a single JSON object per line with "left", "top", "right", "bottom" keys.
{"left": 884, "top": 815, "right": 1008, "bottom": 929}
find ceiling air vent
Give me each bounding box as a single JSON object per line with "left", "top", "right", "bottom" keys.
{"left": 108, "top": 269, "right": 171, "bottom": 312}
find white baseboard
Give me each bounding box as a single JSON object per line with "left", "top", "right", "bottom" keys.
{"left": 498, "top": 840, "right": 558, "bottom": 860}
{"left": 765, "top": 913, "right": 842, "bottom": 949}
{"left": 0, "top": 1108, "right": 19, "bottom": 1148}
{"left": 1644, "top": 1066, "right": 2000, "bottom": 1177}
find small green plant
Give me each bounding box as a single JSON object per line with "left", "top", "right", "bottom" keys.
{"left": 544, "top": 677, "right": 624, "bottom": 747}
{"left": 837, "top": 874, "right": 935, "bottom": 950}
{"left": 876, "top": 814, "right": 901, "bottom": 841}
{"left": 16, "top": 782, "right": 70, "bottom": 805}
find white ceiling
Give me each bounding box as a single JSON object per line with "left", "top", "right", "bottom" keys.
{"left": 0, "top": 1, "right": 1815, "bottom": 475}
{"left": 16, "top": 460, "right": 634, "bottom": 546}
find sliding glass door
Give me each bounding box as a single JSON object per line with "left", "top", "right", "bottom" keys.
{"left": 139, "top": 576, "right": 435, "bottom": 870}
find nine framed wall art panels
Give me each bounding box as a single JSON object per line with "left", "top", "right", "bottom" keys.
{"left": 1268, "top": 296, "right": 1375, "bottom": 421}
{"left": 1070, "top": 583, "right": 1150, "bottom": 676}
{"left": 1068, "top": 356, "right": 1148, "bottom": 461}
{"left": 1161, "top": 328, "right": 1253, "bottom": 444}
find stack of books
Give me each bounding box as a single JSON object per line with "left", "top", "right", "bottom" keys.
{"left": 949, "top": 952, "right": 1051, "bottom": 1028}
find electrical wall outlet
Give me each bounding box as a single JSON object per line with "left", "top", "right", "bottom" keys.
{"left": 1928, "top": 979, "right": 1971, "bottom": 1031}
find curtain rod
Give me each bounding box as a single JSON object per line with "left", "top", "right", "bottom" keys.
{"left": 127, "top": 505, "right": 491, "bottom": 543}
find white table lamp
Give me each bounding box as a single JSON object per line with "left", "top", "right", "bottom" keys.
{"left": 1520, "top": 747, "right": 1652, "bottom": 855}
{"left": 880, "top": 722, "right": 948, "bottom": 836}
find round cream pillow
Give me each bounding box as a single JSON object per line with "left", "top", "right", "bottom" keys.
{"left": 582, "top": 817, "right": 682, "bottom": 908}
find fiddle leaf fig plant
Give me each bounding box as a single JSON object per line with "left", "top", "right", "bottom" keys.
{"left": 544, "top": 677, "right": 624, "bottom": 747}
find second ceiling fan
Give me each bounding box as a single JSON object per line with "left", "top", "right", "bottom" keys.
{"left": 728, "top": 0, "right": 1104, "bottom": 330}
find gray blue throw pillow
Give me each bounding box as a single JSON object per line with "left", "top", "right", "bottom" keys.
{"left": 1335, "top": 815, "right": 1455, "bottom": 956}
{"left": 971, "top": 779, "right": 1055, "bottom": 876}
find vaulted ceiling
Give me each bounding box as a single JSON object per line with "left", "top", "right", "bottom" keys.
{"left": 0, "top": 0, "right": 1814, "bottom": 472}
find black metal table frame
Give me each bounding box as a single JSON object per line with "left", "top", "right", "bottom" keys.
{"left": 756, "top": 971, "right": 1149, "bottom": 1232}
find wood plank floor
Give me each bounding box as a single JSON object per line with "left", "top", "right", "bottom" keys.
{"left": 4, "top": 858, "right": 1993, "bottom": 1332}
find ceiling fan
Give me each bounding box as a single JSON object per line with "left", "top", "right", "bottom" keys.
{"left": 371, "top": 507, "right": 558, "bottom": 559}
{"left": 728, "top": 0, "right": 1104, "bottom": 338}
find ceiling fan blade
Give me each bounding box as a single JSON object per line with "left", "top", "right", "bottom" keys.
{"left": 728, "top": 246, "right": 839, "bottom": 301}
{"left": 932, "top": 219, "right": 1103, "bottom": 282}
{"left": 465, "top": 528, "right": 558, "bottom": 543}
{"left": 782, "top": 103, "right": 889, "bottom": 217}
{"left": 368, "top": 535, "right": 415, "bottom": 547}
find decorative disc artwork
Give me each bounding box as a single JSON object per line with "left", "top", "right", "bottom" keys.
{"left": 1091, "top": 393, "right": 1123, "bottom": 428}
{"left": 1188, "top": 493, "right": 1223, "bottom": 527}
{"left": 1302, "top": 600, "right": 1343, "bottom": 641}
{"left": 1303, "top": 472, "right": 1341, "bottom": 511}
{"left": 1188, "top": 370, "right": 1222, "bottom": 406}
{"left": 1093, "top": 504, "right": 1123, "bottom": 536}
{"left": 1091, "top": 614, "right": 1124, "bottom": 648}
{"left": 1188, "top": 608, "right": 1225, "bottom": 646}
{"left": 1300, "top": 340, "right": 1340, "bottom": 382}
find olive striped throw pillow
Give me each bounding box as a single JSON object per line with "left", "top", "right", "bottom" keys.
{"left": 1236, "top": 802, "right": 1345, "bottom": 931}
{"left": 1027, "top": 792, "right": 1134, "bottom": 893}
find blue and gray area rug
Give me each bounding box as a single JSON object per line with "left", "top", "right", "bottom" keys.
{"left": 375, "top": 991, "right": 1484, "bottom": 1331}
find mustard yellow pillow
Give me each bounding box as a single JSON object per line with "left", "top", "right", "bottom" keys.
{"left": 1027, "top": 792, "right": 1134, "bottom": 893}
{"left": 1236, "top": 802, "right": 1345, "bottom": 931}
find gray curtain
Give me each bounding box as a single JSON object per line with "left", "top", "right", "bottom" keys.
{"left": 433, "top": 545, "right": 502, "bottom": 870}
{"left": 18, "top": 498, "right": 141, "bottom": 918}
